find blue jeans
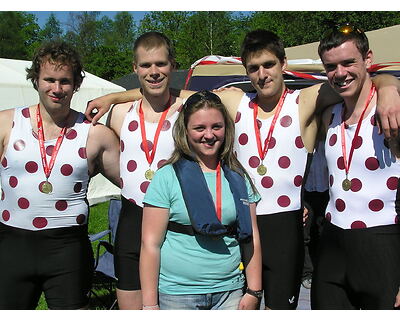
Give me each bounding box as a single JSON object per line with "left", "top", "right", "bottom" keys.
{"left": 158, "top": 288, "right": 243, "bottom": 310}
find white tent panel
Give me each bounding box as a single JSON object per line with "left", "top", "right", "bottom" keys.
{"left": 0, "top": 58, "right": 126, "bottom": 205}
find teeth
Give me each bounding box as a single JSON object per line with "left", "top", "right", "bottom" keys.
{"left": 336, "top": 80, "right": 351, "bottom": 87}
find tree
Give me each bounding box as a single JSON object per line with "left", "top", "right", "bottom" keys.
{"left": 39, "top": 13, "right": 63, "bottom": 42}
{"left": 0, "top": 11, "right": 40, "bottom": 60}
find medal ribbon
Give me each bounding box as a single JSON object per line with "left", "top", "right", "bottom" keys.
{"left": 36, "top": 104, "right": 67, "bottom": 180}
{"left": 138, "top": 96, "right": 172, "bottom": 166}
{"left": 340, "top": 84, "right": 376, "bottom": 177}
{"left": 215, "top": 162, "right": 222, "bottom": 222}
{"left": 252, "top": 89, "right": 288, "bottom": 162}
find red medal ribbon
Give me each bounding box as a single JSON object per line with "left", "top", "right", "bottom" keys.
{"left": 252, "top": 89, "right": 288, "bottom": 162}
{"left": 215, "top": 162, "right": 222, "bottom": 222}
{"left": 138, "top": 96, "right": 172, "bottom": 166}
{"left": 36, "top": 104, "right": 67, "bottom": 180}
{"left": 340, "top": 84, "right": 376, "bottom": 177}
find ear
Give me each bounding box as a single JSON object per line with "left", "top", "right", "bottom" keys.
{"left": 133, "top": 62, "right": 138, "bottom": 74}
{"left": 281, "top": 57, "right": 288, "bottom": 72}
{"left": 364, "top": 49, "right": 373, "bottom": 69}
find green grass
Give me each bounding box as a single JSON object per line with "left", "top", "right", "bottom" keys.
{"left": 36, "top": 200, "right": 117, "bottom": 310}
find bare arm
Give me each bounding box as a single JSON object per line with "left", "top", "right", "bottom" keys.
{"left": 140, "top": 204, "right": 169, "bottom": 310}
{"left": 87, "top": 124, "right": 121, "bottom": 187}
{"left": 372, "top": 74, "right": 400, "bottom": 139}
{"left": 238, "top": 202, "right": 262, "bottom": 310}
{"left": 0, "top": 109, "right": 15, "bottom": 160}
{"left": 85, "top": 89, "right": 142, "bottom": 124}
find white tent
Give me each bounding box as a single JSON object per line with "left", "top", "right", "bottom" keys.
{"left": 0, "top": 58, "right": 126, "bottom": 205}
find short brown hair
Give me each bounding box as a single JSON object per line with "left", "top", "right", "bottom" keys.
{"left": 133, "top": 32, "right": 176, "bottom": 68}
{"left": 26, "top": 41, "right": 85, "bottom": 92}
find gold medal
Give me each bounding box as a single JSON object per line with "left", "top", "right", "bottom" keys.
{"left": 40, "top": 181, "right": 53, "bottom": 194}
{"left": 144, "top": 169, "right": 154, "bottom": 181}
{"left": 257, "top": 164, "right": 267, "bottom": 176}
{"left": 342, "top": 178, "right": 352, "bottom": 191}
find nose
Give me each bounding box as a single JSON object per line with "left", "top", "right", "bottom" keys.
{"left": 52, "top": 81, "right": 63, "bottom": 94}
{"left": 257, "top": 65, "right": 268, "bottom": 79}
{"left": 149, "top": 64, "right": 159, "bottom": 76}
{"left": 335, "top": 64, "right": 347, "bottom": 78}
{"left": 203, "top": 128, "right": 214, "bottom": 139}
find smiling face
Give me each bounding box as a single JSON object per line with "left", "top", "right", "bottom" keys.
{"left": 37, "top": 60, "right": 74, "bottom": 111}
{"left": 245, "top": 49, "right": 286, "bottom": 104}
{"left": 133, "top": 45, "right": 173, "bottom": 98}
{"left": 321, "top": 40, "right": 372, "bottom": 100}
{"left": 186, "top": 106, "right": 226, "bottom": 169}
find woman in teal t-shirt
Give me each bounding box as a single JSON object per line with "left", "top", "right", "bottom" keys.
{"left": 140, "top": 90, "right": 262, "bottom": 310}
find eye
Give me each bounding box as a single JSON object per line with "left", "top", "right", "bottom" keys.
{"left": 247, "top": 65, "right": 259, "bottom": 73}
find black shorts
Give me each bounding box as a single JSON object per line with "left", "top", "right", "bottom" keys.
{"left": 311, "top": 222, "right": 400, "bottom": 309}
{"left": 0, "top": 222, "right": 94, "bottom": 310}
{"left": 256, "top": 210, "right": 304, "bottom": 310}
{"left": 114, "top": 196, "right": 142, "bottom": 290}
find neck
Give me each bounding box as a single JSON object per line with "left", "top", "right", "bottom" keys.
{"left": 142, "top": 91, "right": 171, "bottom": 113}
{"left": 39, "top": 103, "right": 71, "bottom": 128}
{"left": 343, "top": 78, "right": 373, "bottom": 121}
{"left": 256, "top": 86, "right": 286, "bottom": 113}
{"left": 198, "top": 157, "right": 219, "bottom": 172}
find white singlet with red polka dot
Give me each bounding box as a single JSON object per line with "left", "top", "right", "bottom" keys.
{"left": 0, "top": 107, "right": 91, "bottom": 230}
{"left": 325, "top": 103, "right": 399, "bottom": 229}
{"left": 119, "top": 100, "right": 179, "bottom": 206}
{"left": 234, "top": 90, "right": 308, "bottom": 215}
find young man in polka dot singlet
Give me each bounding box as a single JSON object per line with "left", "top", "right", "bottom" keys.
{"left": 104, "top": 32, "right": 183, "bottom": 310}
{"left": 311, "top": 24, "right": 400, "bottom": 310}
{"left": 85, "top": 30, "right": 400, "bottom": 310}
{"left": 0, "top": 41, "right": 121, "bottom": 309}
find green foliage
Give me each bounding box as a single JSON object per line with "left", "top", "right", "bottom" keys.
{"left": 1, "top": 11, "right": 399, "bottom": 81}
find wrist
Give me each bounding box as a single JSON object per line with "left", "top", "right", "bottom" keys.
{"left": 245, "top": 287, "right": 263, "bottom": 300}
{"left": 142, "top": 304, "right": 159, "bottom": 310}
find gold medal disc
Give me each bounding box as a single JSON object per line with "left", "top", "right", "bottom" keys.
{"left": 40, "top": 181, "right": 53, "bottom": 194}
{"left": 257, "top": 164, "right": 267, "bottom": 176}
{"left": 144, "top": 169, "right": 154, "bottom": 181}
{"left": 342, "top": 178, "right": 352, "bottom": 191}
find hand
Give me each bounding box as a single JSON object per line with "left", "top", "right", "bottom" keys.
{"left": 238, "top": 293, "right": 260, "bottom": 310}
{"left": 85, "top": 96, "right": 113, "bottom": 125}
{"left": 212, "top": 86, "right": 244, "bottom": 93}
{"left": 375, "top": 85, "right": 400, "bottom": 139}
{"left": 303, "top": 206, "right": 309, "bottom": 226}
{"left": 394, "top": 287, "right": 400, "bottom": 308}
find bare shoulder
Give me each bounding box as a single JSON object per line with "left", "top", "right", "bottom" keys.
{"left": 0, "top": 108, "right": 16, "bottom": 134}
{"left": 107, "top": 101, "right": 135, "bottom": 132}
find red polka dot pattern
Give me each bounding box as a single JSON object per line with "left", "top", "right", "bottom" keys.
{"left": 268, "top": 137, "right": 276, "bottom": 149}
{"left": 295, "top": 136, "right": 304, "bottom": 149}
{"left": 235, "top": 112, "right": 241, "bottom": 123}
{"left": 74, "top": 182, "right": 82, "bottom": 193}
{"left": 13, "top": 139, "right": 26, "bottom": 151}
{"left": 352, "top": 136, "right": 363, "bottom": 149}
{"left": 18, "top": 197, "right": 30, "bottom": 209}
{"left": 33, "top": 217, "right": 47, "bottom": 229}
{"left": 120, "top": 140, "right": 125, "bottom": 152}
{"left": 337, "top": 157, "right": 345, "bottom": 170}
{"left": 387, "top": 177, "right": 398, "bottom": 190}
{"left": 248, "top": 156, "right": 260, "bottom": 168}
{"left": 368, "top": 199, "right": 384, "bottom": 212}
{"left": 2, "top": 210, "right": 10, "bottom": 221}
{"left": 238, "top": 133, "right": 248, "bottom": 145}
{"left": 329, "top": 134, "right": 337, "bottom": 146}
{"left": 78, "top": 147, "right": 87, "bottom": 159}
{"left": 157, "top": 159, "right": 167, "bottom": 168}
{"left": 351, "top": 221, "right": 367, "bottom": 229}
{"left": 9, "top": 176, "right": 18, "bottom": 188}
{"left": 365, "top": 157, "right": 379, "bottom": 171}
{"left": 140, "top": 140, "right": 154, "bottom": 152}
{"left": 55, "top": 200, "right": 68, "bottom": 211}
{"left": 294, "top": 175, "right": 303, "bottom": 187}
{"left": 1, "top": 157, "right": 7, "bottom": 167}
{"left": 161, "top": 120, "right": 171, "bottom": 131}
{"left": 278, "top": 156, "right": 290, "bottom": 169}
{"left": 280, "top": 115, "right": 292, "bottom": 127}
{"left": 127, "top": 160, "right": 137, "bottom": 172}
{"left": 277, "top": 195, "right": 291, "bottom": 207}
{"left": 76, "top": 214, "right": 86, "bottom": 224}
{"left": 350, "top": 178, "right": 362, "bottom": 192}
{"left": 128, "top": 120, "right": 139, "bottom": 131}
{"left": 25, "top": 161, "right": 38, "bottom": 173}
{"left": 335, "top": 198, "right": 346, "bottom": 212}
{"left": 261, "top": 176, "right": 274, "bottom": 188}
{"left": 140, "top": 181, "right": 150, "bottom": 193}
{"left": 60, "top": 164, "right": 73, "bottom": 176}
{"left": 22, "top": 108, "right": 30, "bottom": 118}
{"left": 66, "top": 129, "right": 77, "bottom": 140}
{"left": 46, "top": 145, "right": 54, "bottom": 156}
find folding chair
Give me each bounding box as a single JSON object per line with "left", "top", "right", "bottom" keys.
{"left": 88, "top": 198, "right": 122, "bottom": 310}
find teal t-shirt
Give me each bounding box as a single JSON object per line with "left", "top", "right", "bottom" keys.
{"left": 143, "top": 163, "right": 260, "bottom": 295}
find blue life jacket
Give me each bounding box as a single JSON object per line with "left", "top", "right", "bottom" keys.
{"left": 171, "top": 158, "right": 253, "bottom": 242}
